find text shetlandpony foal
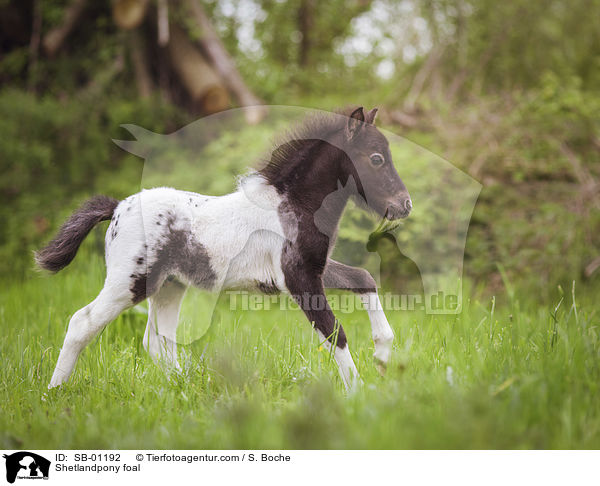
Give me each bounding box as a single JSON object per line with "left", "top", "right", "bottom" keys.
{"left": 37, "top": 107, "right": 412, "bottom": 390}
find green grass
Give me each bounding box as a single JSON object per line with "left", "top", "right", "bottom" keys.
{"left": 1, "top": 251, "right": 600, "bottom": 449}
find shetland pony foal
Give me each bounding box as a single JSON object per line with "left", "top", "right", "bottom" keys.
{"left": 37, "top": 107, "right": 412, "bottom": 390}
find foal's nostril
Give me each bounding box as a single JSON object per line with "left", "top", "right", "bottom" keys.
{"left": 385, "top": 197, "right": 412, "bottom": 220}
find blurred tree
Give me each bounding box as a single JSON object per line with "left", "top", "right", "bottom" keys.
{"left": 0, "top": 0, "right": 599, "bottom": 288}
{"left": 0, "top": 0, "right": 266, "bottom": 118}
{"left": 248, "top": 0, "right": 373, "bottom": 94}
{"left": 416, "top": 0, "right": 600, "bottom": 98}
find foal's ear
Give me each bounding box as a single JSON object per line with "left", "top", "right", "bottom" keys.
{"left": 366, "top": 108, "right": 378, "bottom": 124}
{"left": 346, "top": 106, "right": 365, "bottom": 141}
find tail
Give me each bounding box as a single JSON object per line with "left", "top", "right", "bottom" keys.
{"left": 35, "top": 195, "right": 120, "bottom": 273}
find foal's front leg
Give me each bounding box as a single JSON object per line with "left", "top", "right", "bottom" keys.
{"left": 284, "top": 271, "right": 360, "bottom": 390}
{"left": 323, "top": 259, "right": 394, "bottom": 375}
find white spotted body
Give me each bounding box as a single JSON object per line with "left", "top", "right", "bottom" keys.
{"left": 105, "top": 175, "right": 288, "bottom": 297}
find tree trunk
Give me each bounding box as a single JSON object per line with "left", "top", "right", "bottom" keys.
{"left": 81, "top": 52, "right": 125, "bottom": 99}
{"left": 27, "top": 0, "right": 42, "bottom": 91}
{"left": 167, "top": 24, "right": 229, "bottom": 114}
{"left": 42, "top": 0, "right": 87, "bottom": 57}
{"left": 129, "top": 31, "right": 153, "bottom": 99}
{"left": 183, "top": 0, "right": 267, "bottom": 124}
{"left": 403, "top": 45, "right": 444, "bottom": 113}
{"left": 113, "top": 0, "right": 149, "bottom": 30}
{"left": 156, "top": 0, "right": 170, "bottom": 46}
{"left": 298, "top": 0, "right": 314, "bottom": 67}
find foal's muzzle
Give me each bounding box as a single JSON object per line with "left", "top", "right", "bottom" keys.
{"left": 385, "top": 196, "right": 412, "bottom": 220}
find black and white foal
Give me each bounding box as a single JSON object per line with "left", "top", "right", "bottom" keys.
{"left": 37, "top": 107, "right": 412, "bottom": 390}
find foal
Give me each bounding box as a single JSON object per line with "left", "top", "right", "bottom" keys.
{"left": 37, "top": 107, "right": 412, "bottom": 390}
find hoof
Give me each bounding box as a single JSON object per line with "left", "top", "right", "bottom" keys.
{"left": 374, "top": 357, "right": 387, "bottom": 376}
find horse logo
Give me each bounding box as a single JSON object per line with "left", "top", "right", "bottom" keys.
{"left": 3, "top": 451, "right": 51, "bottom": 483}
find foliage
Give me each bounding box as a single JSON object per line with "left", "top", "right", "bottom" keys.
{"left": 417, "top": 74, "right": 600, "bottom": 293}
{"left": 416, "top": 0, "right": 600, "bottom": 95}
{"left": 0, "top": 88, "right": 187, "bottom": 276}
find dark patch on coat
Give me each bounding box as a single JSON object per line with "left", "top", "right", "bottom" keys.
{"left": 282, "top": 244, "right": 348, "bottom": 349}
{"left": 129, "top": 213, "right": 216, "bottom": 304}
{"left": 35, "top": 195, "right": 120, "bottom": 272}
{"left": 265, "top": 107, "right": 410, "bottom": 350}
{"left": 130, "top": 273, "right": 147, "bottom": 304}
{"left": 166, "top": 275, "right": 184, "bottom": 284}
{"left": 270, "top": 137, "right": 357, "bottom": 349}
{"left": 279, "top": 200, "right": 349, "bottom": 349}
{"left": 257, "top": 279, "right": 279, "bottom": 295}
{"left": 110, "top": 212, "right": 120, "bottom": 241}
{"left": 267, "top": 108, "right": 399, "bottom": 349}
{"left": 125, "top": 196, "right": 134, "bottom": 212}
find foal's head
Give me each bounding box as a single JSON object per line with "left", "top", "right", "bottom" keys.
{"left": 337, "top": 106, "right": 412, "bottom": 221}
{"left": 261, "top": 106, "right": 412, "bottom": 222}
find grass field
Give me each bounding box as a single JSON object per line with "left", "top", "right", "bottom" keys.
{"left": 1, "top": 250, "right": 600, "bottom": 450}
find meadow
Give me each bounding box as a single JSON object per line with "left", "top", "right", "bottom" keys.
{"left": 2, "top": 244, "right": 599, "bottom": 450}
{"left": 1, "top": 0, "right": 599, "bottom": 456}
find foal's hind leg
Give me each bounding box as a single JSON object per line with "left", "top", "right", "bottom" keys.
{"left": 49, "top": 286, "right": 132, "bottom": 388}
{"left": 323, "top": 259, "right": 394, "bottom": 375}
{"left": 143, "top": 279, "right": 187, "bottom": 370}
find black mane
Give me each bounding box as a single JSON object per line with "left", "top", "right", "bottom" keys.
{"left": 258, "top": 107, "right": 359, "bottom": 188}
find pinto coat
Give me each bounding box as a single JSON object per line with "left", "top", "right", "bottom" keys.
{"left": 38, "top": 107, "right": 411, "bottom": 390}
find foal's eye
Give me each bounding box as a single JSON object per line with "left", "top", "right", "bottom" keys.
{"left": 370, "top": 153, "right": 385, "bottom": 166}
